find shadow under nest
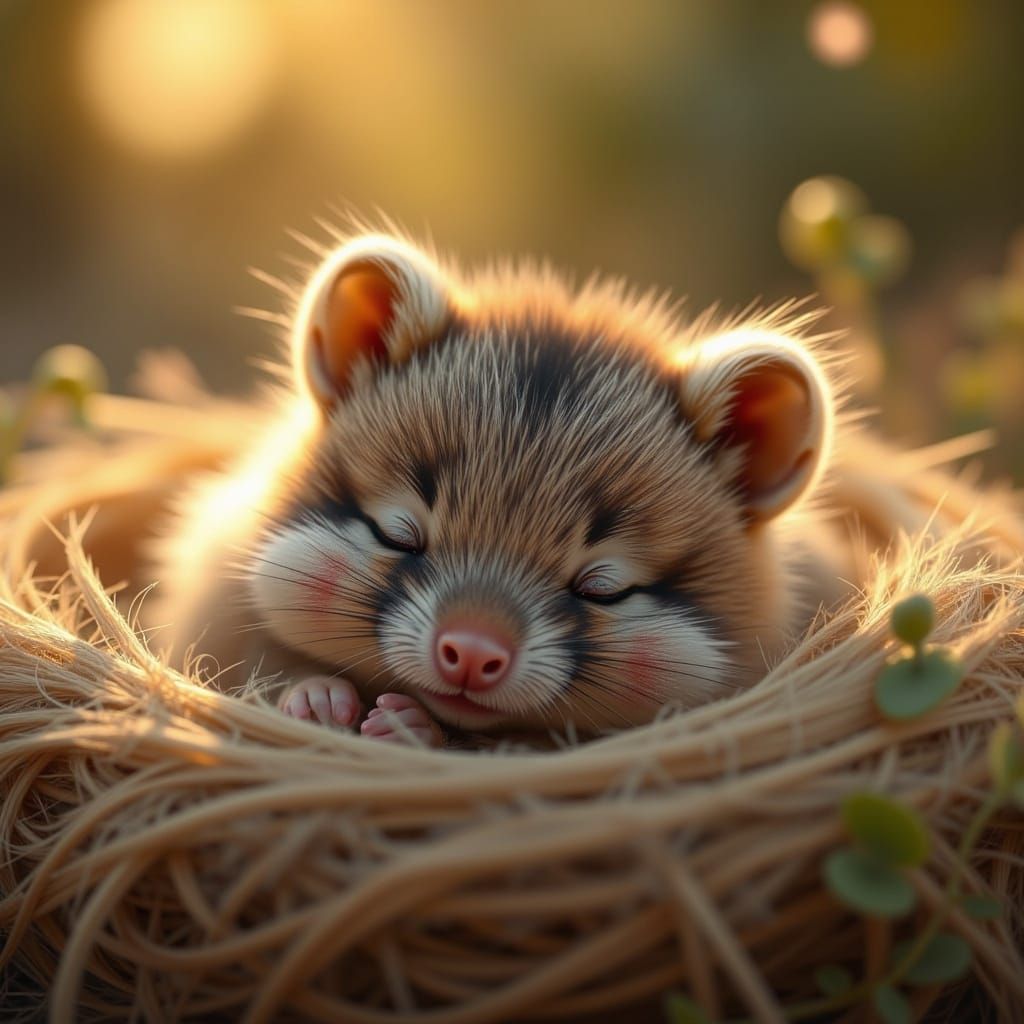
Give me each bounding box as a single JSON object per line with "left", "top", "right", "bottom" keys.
{"left": 0, "top": 395, "right": 1023, "bottom": 1023}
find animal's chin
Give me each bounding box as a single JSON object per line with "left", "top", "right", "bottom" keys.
{"left": 419, "top": 690, "right": 508, "bottom": 728}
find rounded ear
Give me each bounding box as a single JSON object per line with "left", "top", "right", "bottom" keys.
{"left": 677, "top": 329, "right": 833, "bottom": 521}
{"left": 293, "top": 235, "right": 451, "bottom": 406}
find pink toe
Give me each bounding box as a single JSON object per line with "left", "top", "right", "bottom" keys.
{"left": 329, "top": 691, "right": 357, "bottom": 725}
{"left": 377, "top": 693, "right": 414, "bottom": 710}
{"left": 288, "top": 695, "right": 311, "bottom": 719}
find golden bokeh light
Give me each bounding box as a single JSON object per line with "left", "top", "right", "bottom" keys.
{"left": 807, "top": 1, "right": 874, "bottom": 68}
{"left": 788, "top": 177, "right": 862, "bottom": 225}
{"left": 77, "top": 0, "right": 279, "bottom": 159}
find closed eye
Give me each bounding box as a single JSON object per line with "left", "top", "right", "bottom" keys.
{"left": 572, "top": 564, "right": 634, "bottom": 604}
{"left": 305, "top": 496, "right": 425, "bottom": 555}
{"left": 368, "top": 515, "right": 424, "bottom": 554}
{"left": 574, "top": 585, "right": 636, "bottom": 605}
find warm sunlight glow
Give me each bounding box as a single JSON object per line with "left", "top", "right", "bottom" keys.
{"left": 807, "top": 2, "right": 873, "bottom": 68}
{"left": 77, "top": 0, "right": 278, "bottom": 159}
{"left": 205, "top": 402, "right": 317, "bottom": 524}
{"left": 789, "top": 178, "right": 844, "bottom": 224}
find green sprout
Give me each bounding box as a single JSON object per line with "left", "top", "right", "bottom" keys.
{"left": 779, "top": 176, "right": 911, "bottom": 294}
{"left": 824, "top": 792, "right": 928, "bottom": 919}
{"left": 32, "top": 344, "right": 108, "bottom": 426}
{"left": 665, "top": 599, "right": 1019, "bottom": 1024}
{"left": 778, "top": 175, "right": 911, "bottom": 406}
{"left": 875, "top": 594, "right": 963, "bottom": 720}
{"left": 0, "top": 344, "right": 107, "bottom": 485}
{"left": 890, "top": 594, "right": 934, "bottom": 648}
{"left": 779, "top": 176, "right": 869, "bottom": 273}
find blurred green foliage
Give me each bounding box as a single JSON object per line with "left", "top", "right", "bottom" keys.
{"left": 0, "top": 344, "right": 107, "bottom": 483}
{"left": 1, "top": 1, "right": 1023, "bottom": 474}
{"left": 667, "top": 600, "right": 1024, "bottom": 1023}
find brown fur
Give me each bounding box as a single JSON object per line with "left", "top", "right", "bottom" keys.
{"left": 151, "top": 230, "right": 947, "bottom": 737}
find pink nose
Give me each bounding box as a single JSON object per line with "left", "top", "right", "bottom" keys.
{"left": 434, "top": 626, "right": 514, "bottom": 691}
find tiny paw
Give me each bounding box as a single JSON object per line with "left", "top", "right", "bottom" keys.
{"left": 278, "top": 676, "right": 360, "bottom": 728}
{"left": 360, "top": 693, "right": 444, "bottom": 748}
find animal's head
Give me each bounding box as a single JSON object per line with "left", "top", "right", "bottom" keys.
{"left": 248, "top": 234, "right": 834, "bottom": 733}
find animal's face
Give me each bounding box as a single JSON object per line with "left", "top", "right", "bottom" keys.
{"left": 248, "top": 235, "right": 833, "bottom": 733}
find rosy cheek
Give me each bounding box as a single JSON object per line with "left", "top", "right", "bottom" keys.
{"left": 628, "top": 633, "right": 662, "bottom": 697}
{"left": 308, "top": 558, "right": 348, "bottom": 610}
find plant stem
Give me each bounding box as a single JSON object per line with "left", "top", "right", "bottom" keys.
{"left": 883, "top": 790, "right": 1002, "bottom": 984}
{"left": 720, "top": 790, "right": 1004, "bottom": 1023}
{"left": 0, "top": 391, "right": 41, "bottom": 486}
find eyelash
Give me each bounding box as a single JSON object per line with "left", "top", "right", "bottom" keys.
{"left": 575, "top": 587, "right": 634, "bottom": 605}
{"left": 572, "top": 568, "right": 633, "bottom": 604}
{"left": 360, "top": 507, "right": 631, "bottom": 595}
{"left": 369, "top": 516, "right": 424, "bottom": 555}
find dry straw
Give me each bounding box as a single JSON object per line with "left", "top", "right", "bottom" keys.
{"left": 1, "top": 397, "right": 1023, "bottom": 1022}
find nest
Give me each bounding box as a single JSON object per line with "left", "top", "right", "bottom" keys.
{"left": 1, "top": 396, "right": 1023, "bottom": 1023}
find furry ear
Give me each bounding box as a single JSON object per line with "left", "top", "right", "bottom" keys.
{"left": 294, "top": 236, "right": 451, "bottom": 405}
{"left": 677, "top": 329, "right": 833, "bottom": 521}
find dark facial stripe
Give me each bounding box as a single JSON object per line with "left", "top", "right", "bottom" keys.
{"left": 585, "top": 503, "right": 625, "bottom": 547}
{"left": 511, "top": 332, "right": 595, "bottom": 424}
{"left": 547, "top": 591, "right": 591, "bottom": 687}
{"left": 309, "top": 494, "right": 362, "bottom": 528}
{"left": 632, "top": 560, "right": 724, "bottom": 641}
{"left": 408, "top": 457, "right": 438, "bottom": 509}
{"left": 374, "top": 551, "right": 433, "bottom": 621}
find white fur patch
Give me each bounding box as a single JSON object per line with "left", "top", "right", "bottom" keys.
{"left": 375, "top": 560, "right": 577, "bottom": 727}
{"left": 612, "top": 596, "right": 732, "bottom": 709}
{"left": 376, "top": 571, "right": 733, "bottom": 732}
{"left": 248, "top": 518, "right": 382, "bottom": 667}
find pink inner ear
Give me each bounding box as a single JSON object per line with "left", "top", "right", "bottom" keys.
{"left": 728, "top": 365, "right": 811, "bottom": 501}
{"left": 316, "top": 264, "right": 397, "bottom": 395}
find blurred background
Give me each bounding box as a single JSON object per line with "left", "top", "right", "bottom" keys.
{"left": 3, "top": 1, "right": 1024, "bottom": 474}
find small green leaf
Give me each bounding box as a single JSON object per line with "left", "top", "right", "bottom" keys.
{"left": 891, "top": 594, "right": 935, "bottom": 646}
{"left": 875, "top": 649, "right": 963, "bottom": 720}
{"left": 842, "top": 792, "right": 930, "bottom": 867}
{"left": 32, "top": 345, "right": 108, "bottom": 406}
{"left": 663, "top": 992, "right": 712, "bottom": 1024}
{"left": 961, "top": 894, "right": 1002, "bottom": 920}
{"left": 779, "top": 176, "right": 868, "bottom": 272}
{"left": 847, "top": 215, "right": 911, "bottom": 288}
{"left": 874, "top": 985, "right": 911, "bottom": 1024}
{"left": 893, "top": 932, "right": 973, "bottom": 985}
{"left": 988, "top": 722, "right": 1024, "bottom": 793}
{"left": 814, "top": 963, "right": 853, "bottom": 996}
{"left": 824, "top": 847, "right": 917, "bottom": 917}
